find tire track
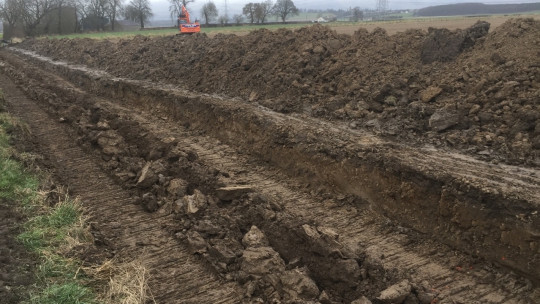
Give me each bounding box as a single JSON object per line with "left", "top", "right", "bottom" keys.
{"left": 0, "top": 72, "right": 242, "bottom": 304}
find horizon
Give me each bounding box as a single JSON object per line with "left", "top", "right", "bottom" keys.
{"left": 148, "top": 0, "right": 540, "bottom": 21}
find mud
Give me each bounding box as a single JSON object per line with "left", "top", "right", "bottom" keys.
{"left": 18, "top": 18, "right": 540, "bottom": 167}
{"left": 0, "top": 18, "right": 539, "bottom": 304}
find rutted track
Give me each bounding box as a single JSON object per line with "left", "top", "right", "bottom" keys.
{"left": 0, "top": 65, "right": 242, "bottom": 304}
{"left": 1, "top": 46, "right": 539, "bottom": 303}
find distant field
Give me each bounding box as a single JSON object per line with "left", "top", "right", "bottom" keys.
{"left": 44, "top": 12, "right": 540, "bottom": 40}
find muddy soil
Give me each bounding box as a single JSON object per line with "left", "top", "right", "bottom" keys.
{"left": 1, "top": 17, "right": 539, "bottom": 304}
{"left": 1, "top": 36, "right": 539, "bottom": 304}
{"left": 18, "top": 18, "right": 540, "bottom": 167}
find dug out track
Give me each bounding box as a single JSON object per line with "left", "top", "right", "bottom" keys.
{"left": 0, "top": 23, "right": 539, "bottom": 304}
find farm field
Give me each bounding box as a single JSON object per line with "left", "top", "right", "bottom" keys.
{"left": 0, "top": 16, "right": 539, "bottom": 303}
{"left": 44, "top": 13, "right": 540, "bottom": 39}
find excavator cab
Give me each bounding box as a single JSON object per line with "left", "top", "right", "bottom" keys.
{"left": 178, "top": 5, "right": 200, "bottom": 34}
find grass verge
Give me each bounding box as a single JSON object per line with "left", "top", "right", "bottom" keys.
{"left": 0, "top": 91, "right": 97, "bottom": 304}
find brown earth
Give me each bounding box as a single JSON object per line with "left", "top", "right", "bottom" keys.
{"left": 0, "top": 17, "right": 539, "bottom": 304}
{"left": 20, "top": 18, "right": 540, "bottom": 167}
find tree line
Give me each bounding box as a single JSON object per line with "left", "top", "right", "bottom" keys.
{"left": 200, "top": 0, "right": 299, "bottom": 25}
{"left": 0, "top": 0, "right": 303, "bottom": 37}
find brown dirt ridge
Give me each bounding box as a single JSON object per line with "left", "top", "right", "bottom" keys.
{"left": 20, "top": 18, "right": 540, "bottom": 167}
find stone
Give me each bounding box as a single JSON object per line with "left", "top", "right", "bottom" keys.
{"left": 351, "top": 296, "right": 372, "bottom": 304}
{"left": 429, "top": 109, "right": 459, "bottom": 132}
{"left": 241, "top": 246, "right": 285, "bottom": 277}
{"left": 142, "top": 192, "right": 158, "bottom": 212}
{"left": 186, "top": 231, "right": 207, "bottom": 254}
{"left": 384, "top": 96, "right": 397, "bottom": 106}
{"left": 377, "top": 280, "right": 412, "bottom": 304}
{"left": 417, "top": 292, "right": 436, "bottom": 304}
{"left": 242, "top": 225, "right": 269, "bottom": 248}
{"left": 216, "top": 186, "right": 253, "bottom": 201}
{"left": 420, "top": 86, "right": 442, "bottom": 103}
{"left": 167, "top": 178, "right": 188, "bottom": 198}
{"left": 318, "top": 290, "right": 332, "bottom": 304}
{"left": 209, "top": 243, "right": 237, "bottom": 265}
{"left": 183, "top": 190, "right": 207, "bottom": 214}
{"left": 281, "top": 268, "right": 320, "bottom": 300}
{"left": 137, "top": 162, "right": 158, "bottom": 189}
{"left": 172, "top": 199, "right": 184, "bottom": 214}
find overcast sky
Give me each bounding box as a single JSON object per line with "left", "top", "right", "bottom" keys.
{"left": 149, "top": 0, "right": 540, "bottom": 21}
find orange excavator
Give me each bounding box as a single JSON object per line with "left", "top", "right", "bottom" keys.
{"left": 178, "top": 5, "right": 200, "bottom": 34}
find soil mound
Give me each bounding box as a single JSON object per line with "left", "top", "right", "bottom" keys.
{"left": 19, "top": 18, "right": 540, "bottom": 166}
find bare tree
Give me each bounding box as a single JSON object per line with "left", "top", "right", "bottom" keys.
{"left": 272, "top": 0, "right": 297, "bottom": 22}
{"left": 168, "top": 0, "right": 193, "bottom": 20}
{"left": 107, "top": 0, "right": 122, "bottom": 30}
{"left": 21, "top": 0, "right": 56, "bottom": 35}
{"left": 124, "top": 0, "right": 151, "bottom": 28}
{"left": 232, "top": 13, "right": 242, "bottom": 24}
{"left": 0, "top": 0, "right": 23, "bottom": 35}
{"left": 217, "top": 14, "right": 227, "bottom": 25}
{"left": 254, "top": 0, "right": 271, "bottom": 23}
{"left": 242, "top": 2, "right": 255, "bottom": 23}
{"left": 350, "top": 6, "right": 363, "bottom": 22}
{"left": 200, "top": 1, "right": 217, "bottom": 25}
{"left": 84, "top": 0, "right": 109, "bottom": 30}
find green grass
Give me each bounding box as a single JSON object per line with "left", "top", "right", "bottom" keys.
{"left": 0, "top": 91, "right": 97, "bottom": 304}
{"left": 44, "top": 22, "right": 327, "bottom": 39}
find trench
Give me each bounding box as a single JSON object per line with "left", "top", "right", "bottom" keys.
{"left": 1, "top": 48, "right": 539, "bottom": 303}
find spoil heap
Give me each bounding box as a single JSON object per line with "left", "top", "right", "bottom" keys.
{"left": 20, "top": 18, "right": 540, "bottom": 166}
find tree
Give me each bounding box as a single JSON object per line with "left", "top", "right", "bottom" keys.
{"left": 242, "top": 2, "right": 255, "bottom": 23}
{"left": 0, "top": 0, "right": 23, "bottom": 35}
{"left": 21, "top": 0, "right": 56, "bottom": 35}
{"left": 350, "top": 6, "right": 363, "bottom": 22}
{"left": 272, "top": 0, "right": 297, "bottom": 22}
{"left": 168, "top": 0, "right": 193, "bottom": 20}
{"left": 217, "top": 14, "right": 227, "bottom": 25}
{"left": 254, "top": 0, "right": 272, "bottom": 23}
{"left": 83, "top": 0, "right": 110, "bottom": 31}
{"left": 107, "top": 0, "right": 122, "bottom": 30}
{"left": 124, "top": 0, "right": 151, "bottom": 28}
{"left": 200, "top": 1, "right": 217, "bottom": 25}
{"left": 232, "top": 13, "right": 242, "bottom": 24}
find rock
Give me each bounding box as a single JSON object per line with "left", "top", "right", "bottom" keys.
{"left": 420, "top": 86, "right": 442, "bottom": 103}
{"left": 172, "top": 199, "right": 184, "bottom": 213}
{"left": 313, "top": 45, "right": 325, "bottom": 54}
{"left": 137, "top": 162, "right": 158, "bottom": 188}
{"left": 417, "top": 292, "right": 436, "bottom": 304}
{"left": 429, "top": 109, "right": 459, "bottom": 132}
{"left": 167, "top": 178, "right": 188, "bottom": 198}
{"left": 241, "top": 246, "right": 285, "bottom": 277}
{"left": 281, "top": 268, "right": 320, "bottom": 300}
{"left": 216, "top": 185, "right": 253, "bottom": 201}
{"left": 318, "top": 290, "right": 332, "bottom": 304}
{"left": 242, "top": 225, "right": 269, "bottom": 248}
{"left": 186, "top": 231, "right": 207, "bottom": 254}
{"left": 365, "top": 119, "right": 381, "bottom": 129}
{"left": 351, "top": 296, "right": 372, "bottom": 304}
{"left": 209, "top": 242, "right": 237, "bottom": 265}
{"left": 142, "top": 192, "right": 158, "bottom": 212}
{"left": 384, "top": 96, "right": 397, "bottom": 106}
{"left": 377, "top": 280, "right": 412, "bottom": 304}
{"left": 183, "top": 189, "right": 207, "bottom": 214}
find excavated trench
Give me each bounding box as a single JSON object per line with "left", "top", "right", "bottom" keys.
{"left": 1, "top": 46, "right": 539, "bottom": 303}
